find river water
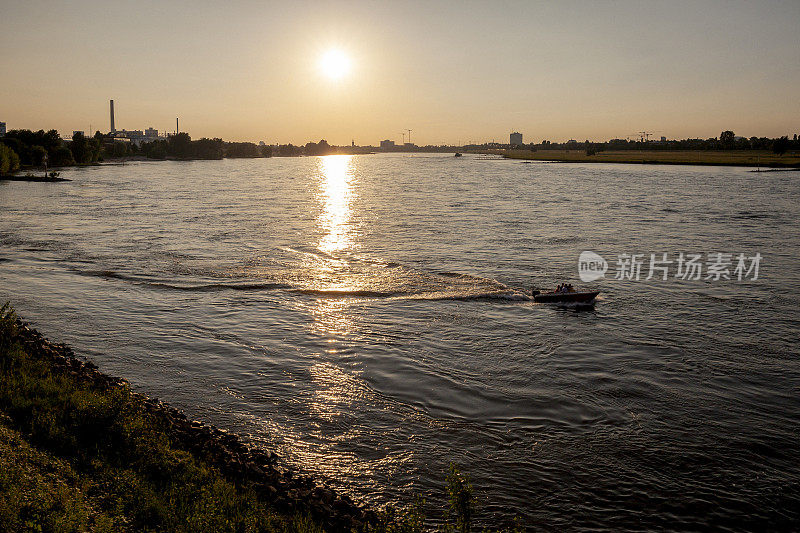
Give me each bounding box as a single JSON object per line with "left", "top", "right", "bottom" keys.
{"left": 1, "top": 154, "right": 799, "bottom": 529}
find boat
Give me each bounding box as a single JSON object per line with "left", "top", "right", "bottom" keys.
{"left": 532, "top": 289, "right": 599, "bottom": 303}
{"left": 454, "top": 152, "right": 462, "bottom": 157}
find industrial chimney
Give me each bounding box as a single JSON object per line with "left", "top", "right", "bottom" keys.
{"left": 109, "top": 100, "right": 115, "bottom": 133}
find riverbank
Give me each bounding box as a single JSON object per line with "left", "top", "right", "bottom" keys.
{"left": 0, "top": 305, "right": 379, "bottom": 532}
{"left": 0, "top": 174, "right": 70, "bottom": 182}
{"left": 0, "top": 304, "right": 510, "bottom": 532}
{"left": 492, "top": 149, "right": 800, "bottom": 167}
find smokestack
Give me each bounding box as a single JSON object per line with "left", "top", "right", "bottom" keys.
{"left": 176, "top": 118, "right": 179, "bottom": 134}
{"left": 110, "top": 100, "right": 115, "bottom": 133}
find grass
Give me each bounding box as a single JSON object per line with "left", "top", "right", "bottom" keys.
{"left": 0, "top": 420, "right": 117, "bottom": 532}
{"left": 0, "top": 304, "right": 520, "bottom": 532}
{"left": 0, "top": 305, "right": 316, "bottom": 533}
{"left": 495, "top": 149, "right": 800, "bottom": 167}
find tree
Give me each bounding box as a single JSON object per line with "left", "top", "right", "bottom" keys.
{"left": 167, "top": 132, "right": 192, "bottom": 159}
{"left": 304, "top": 139, "right": 332, "bottom": 156}
{"left": 720, "top": 130, "right": 735, "bottom": 149}
{"left": 50, "top": 146, "right": 75, "bottom": 166}
{"left": 277, "top": 144, "right": 301, "bottom": 157}
{"left": 70, "top": 131, "right": 92, "bottom": 164}
{"left": 112, "top": 141, "right": 128, "bottom": 157}
{"left": 193, "top": 138, "right": 224, "bottom": 159}
{"left": 772, "top": 136, "right": 789, "bottom": 156}
{"left": 0, "top": 144, "right": 21, "bottom": 174}
{"left": 0, "top": 138, "right": 25, "bottom": 164}
{"left": 224, "top": 141, "right": 259, "bottom": 158}
{"left": 88, "top": 137, "right": 102, "bottom": 162}
{"left": 144, "top": 141, "right": 167, "bottom": 160}
{"left": 30, "top": 145, "right": 47, "bottom": 166}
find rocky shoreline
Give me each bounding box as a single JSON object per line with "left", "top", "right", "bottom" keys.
{"left": 10, "top": 317, "right": 378, "bottom": 531}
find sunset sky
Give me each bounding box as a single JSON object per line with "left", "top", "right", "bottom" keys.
{"left": 1, "top": 0, "right": 798, "bottom": 145}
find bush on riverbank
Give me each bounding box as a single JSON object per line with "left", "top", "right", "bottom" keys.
{"left": 0, "top": 144, "right": 21, "bottom": 174}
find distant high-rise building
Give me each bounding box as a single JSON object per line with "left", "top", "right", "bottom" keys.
{"left": 510, "top": 132, "right": 523, "bottom": 146}
{"left": 380, "top": 139, "right": 396, "bottom": 149}
{"left": 0, "top": 121, "right": 5, "bottom": 137}
{"left": 145, "top": 127, "right": 158, "bottom": 138}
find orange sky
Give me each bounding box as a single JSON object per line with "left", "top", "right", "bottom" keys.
{"left": 1, "top": 1, "right": 798, "bottom": 145}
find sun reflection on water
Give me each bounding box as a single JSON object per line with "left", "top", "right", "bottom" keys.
{"left": 317, "top": 155, "right": 356, "bottom": 254}
{"left": 308, "top": 155, "right": 360, "bottom": 336}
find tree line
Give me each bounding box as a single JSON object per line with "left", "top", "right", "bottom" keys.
{"left": 0, "top": 129, "right": 116, "bottom": 173}
{"left": 5, "top": 127, "right": 796, "bottom": 175}
{"left": 0, "top": 129, "right": 358, "bottom": 174}
{"left": 489, "top": 131, "right": 799, "bottom": 155}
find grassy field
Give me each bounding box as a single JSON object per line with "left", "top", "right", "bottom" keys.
{"left": 0, "top": 304, "right": 520, "bottom": 532}
{"left": 494, "top": 149, "right": 800, "bottom": 168}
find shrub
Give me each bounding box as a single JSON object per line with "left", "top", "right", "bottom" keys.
{"left": 442, "top": 464, "right": 475, "bottom": 533}
{"left": 0, "top": 144, "right": 21, "bottom": 174}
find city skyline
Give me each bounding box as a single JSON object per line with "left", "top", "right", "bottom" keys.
{"left": 1, "top": 1, "right": 798, "bottom": 145}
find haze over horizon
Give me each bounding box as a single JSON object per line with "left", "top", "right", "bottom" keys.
{"left": 1, "top": 0, "right": 798, "bottom": 145}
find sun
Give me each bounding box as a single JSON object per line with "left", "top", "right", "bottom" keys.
{"left": 319, "top": 49, "right": 351, "bottom": 81}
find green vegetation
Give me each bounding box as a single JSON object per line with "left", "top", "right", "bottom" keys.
{"left": 0, "top": 130, "right": 274, "bottom": 171}
{"left": 443, "top": 465, "right": 475, "bottom": 533}
{"left": 468, "top": 130, "right": 800, "bottom": 167}
{"left": 0, "top": 130, "right": 64, "bottom": 167}
{"left": 0, "top": 304, "right": 319, "bottom": 532}
{"left": 0, "top": 129, "right": 103, "bottom": 171}
{"left": 496, "top": 149, "right": 800, "bottom": 167}
{"left": 137, "top": 134, "right": 275, "bottom": 160}
{"left": 0, "top": 304, "right": 520, "bottom": 532}
{"left": 0, "top": 144, "right": 21, "bottom": 174}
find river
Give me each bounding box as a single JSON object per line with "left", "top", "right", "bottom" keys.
{"left": 1, "top": 154, "right": 798, "bottom": 529}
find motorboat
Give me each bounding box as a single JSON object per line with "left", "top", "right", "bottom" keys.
{"left": 532, "top": 289, "right": 599, "bottom": 303}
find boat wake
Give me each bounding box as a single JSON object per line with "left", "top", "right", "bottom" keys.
{"left": 69, "top": 260, "right": 535, "bottom": 303}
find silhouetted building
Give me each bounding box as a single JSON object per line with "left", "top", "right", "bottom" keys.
{"left": 72, "top": 130, "right": 85, "bottom": 138}
{"left": 380, "top": 139, "right": 395, "bottom": 149}
{"left": 0, "top": 121, "right": 5, "bottom": 137}
{"left": 510, "top": 132, "right": 523, "bottom": 146}
{"left": 145, "top": 127, "right": 158, "bottom": 138}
